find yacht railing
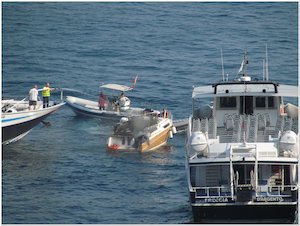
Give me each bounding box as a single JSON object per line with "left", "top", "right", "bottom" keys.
{"left": 193, "top": 186, "right": 232, "bottom": 198}
{"left": 256, "top": 184, "right": 298, "bottom": 197}
{"left": 192, "top": 184, "right": 297, "bottom": 200}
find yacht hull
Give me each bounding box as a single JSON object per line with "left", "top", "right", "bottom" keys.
{"left": 3, "top": 113, "right": 50, "bottom": 144}
{"left": 2, "top": 103, "right": 65, "bottom": 144}
{"left": 191, "top": 203, "right": 297, "bottom": 223}
{"left": 66, "top": 96, "right": 153, "bottom": 120}
{"left": 67, "top": 101, "right": 121, "bottom": 120}
{"left": 139, "top": 124, "right": 172, "bottom": 151}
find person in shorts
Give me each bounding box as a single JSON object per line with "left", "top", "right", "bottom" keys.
{"left": 28, "top": 84, "right": 39, "bottom": 110}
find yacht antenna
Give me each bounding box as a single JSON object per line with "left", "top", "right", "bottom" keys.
{"left": 242, "top": 81, "right": 247, "bottom": 145}
{"left": 262, "top": 59, "right": 265, "bottom": 80}
{"left": 265, "top": 44, "right": 269, "bottom": 80}
{"left": 221, "top": 48, "right": 225, "bottom": 81}
{"left": 237, "top": 51, "right": 248, "bottom": 77}
{"left": 241, "top": 52, "right": 248, "bottom": 145}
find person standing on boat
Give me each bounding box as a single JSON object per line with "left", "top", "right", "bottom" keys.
{"left": 119, "top": 91, "right": 125, "bottom": 104}
{"left": 42, "top": 83, "right": 54, "bottom": 108}
{"left": 162, "top": 108, "right": 168, "bottom": 118}
{"left": 28, "top": 84, "right": 39, "bottom": 110}
{"left": 98, "top": 91, "right": 107, "bottom": 110}
{"left": 119, "top": 92, "right": 130, "bottom": 109}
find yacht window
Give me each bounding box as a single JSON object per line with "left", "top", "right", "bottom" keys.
{"left": 190, "top": 167, "right": 196, "bottom": 186}
{"left": 240, "top": 96, "right": 253, "bottom": 115}
{"left": 219, "top": 97, "right": 236, "bottom": 108}
{"left": 255, "top": 97, "right": 266, "bottom": 108}
{"left": 268, "top": 97, "right": 275, "bottom": 108}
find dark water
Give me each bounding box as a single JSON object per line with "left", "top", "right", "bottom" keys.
{"left": 2, "top": 2, "right": 298, "bottom": 224}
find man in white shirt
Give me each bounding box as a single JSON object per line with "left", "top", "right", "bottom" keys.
{"left": 28, "top": 84, "right": 39, "bottom": 110}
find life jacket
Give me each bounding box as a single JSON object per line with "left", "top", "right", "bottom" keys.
{"left": 42, "top": 87, "right": 50, "bottom": 97}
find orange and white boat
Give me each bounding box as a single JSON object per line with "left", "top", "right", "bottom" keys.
{"left": 107, "top": 111, "right": 177, "bottom": 152}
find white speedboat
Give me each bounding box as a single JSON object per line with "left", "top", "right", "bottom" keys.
{"left": 185, "top": 54, "right": 298, "bottom": 223}
{"left": 66, "top": 83, "right": 159, "bottom": 120}
{"left": 2, "top": 99, "right": 65, "bottom": 145}
{"left": 107, "top": 113, "right": 176, "bottom": 152}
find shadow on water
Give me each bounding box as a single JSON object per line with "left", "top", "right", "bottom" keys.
{"left": 106, "top": 144, "right": 174, "bottom": 162}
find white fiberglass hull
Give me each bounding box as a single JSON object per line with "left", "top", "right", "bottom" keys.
{"left": 107, "top": 117, "right": 174, "bottom": 152}
{"left": 2, "top": 102, "right": 65, "bottom": 144}
{"left": 66, "top": 96, "right": 157, "bottom": 120}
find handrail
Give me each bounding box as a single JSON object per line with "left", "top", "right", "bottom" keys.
{"left": 256, "top": 184, "right": 297, "bottom": 197}
{"left": 230, "top": 146, "right": 234, "bottom": 200}
{"left": 212, "top": 80, "right": 279, "bottom": 94}
{"left": 193, "top": 184, "right": 297, "bottom": 199}
{"left": 194, "top": 186, "right": 232, "bottom": 198}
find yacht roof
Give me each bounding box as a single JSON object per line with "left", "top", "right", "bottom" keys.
{"left": 100, "top": 84, "right": 133, "bottom": 92}
{"left": 192, "top": 82, "right": 298, "bottom": 98}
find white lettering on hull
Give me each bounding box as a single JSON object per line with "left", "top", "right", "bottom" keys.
{"left": 204, "top": 197, "right": 229, "bottom": 203}
{"left": 256, "top": 196, "right": 284, "bottom": 202}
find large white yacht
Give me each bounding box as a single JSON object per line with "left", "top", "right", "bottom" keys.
{"left": 185, "top": 55, "right": 298, "bottom": 223}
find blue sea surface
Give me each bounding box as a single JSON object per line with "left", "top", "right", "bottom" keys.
{"left": 2, "top": 2, "right": 298, "bottom": 224}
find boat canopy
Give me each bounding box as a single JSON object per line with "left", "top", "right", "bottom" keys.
{"left": 192, "top": 83, "right": 298, "bottom": 99}
{"left": 100, "top": 84, "right": 133, "bottom": 92}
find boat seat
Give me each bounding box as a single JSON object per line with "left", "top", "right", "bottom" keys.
{"left": 200, "top": 118, "right": 208, "bottom": 133}
{"left": 247, "top": 115, "right": 258, "bottom": 142}
{"left": 231, "top": 114, "right": 242, "bottom": 142}
{"left": 291, "top": 118, "right": 298, "bottom": 134}
{"left": 223, "top": 113, "right": 234, "bottom": 131}
{"left": 208, "top": 117, "right": 217, "bottom": 139}
{"left": 283, "top": 117, "right": 293, "bottom": 131}
{"left": 253, "top": 113, "right": 266, "bottom": 131}
{"left": 274, "top": 116, "right": 285, "bottom": 138}
{"left": 192, "top": 119, "right": 201, "bottom": 132}
{"left": 264, "top": 113, "right": 271, "bottom": 127}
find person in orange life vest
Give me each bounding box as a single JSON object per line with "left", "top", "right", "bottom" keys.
{"left": 42, "top": 83, "right": 55, "bottom": 108}
{"left": 98, "top": 91, "right": 107, "bottom": 110}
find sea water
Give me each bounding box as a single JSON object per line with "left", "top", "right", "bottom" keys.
{"left": 2, "top": 2, "right": 298, "bottom": 223}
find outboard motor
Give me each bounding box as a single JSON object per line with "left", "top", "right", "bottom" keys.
{"left": 120, "top": 117, "right": 129, "bottom": 123}
{"left": 279, "top": 131, "right": 298, "bottom": 157}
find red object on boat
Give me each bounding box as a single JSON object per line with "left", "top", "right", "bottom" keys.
{"left": 109, "top": 144, "right": 119, "bottom": 150}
